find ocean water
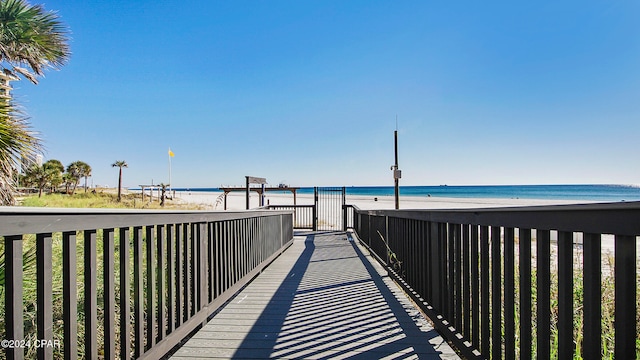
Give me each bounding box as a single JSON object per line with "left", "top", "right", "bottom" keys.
{"left": 167, "top": 185, "right": 640, "bottom": 202}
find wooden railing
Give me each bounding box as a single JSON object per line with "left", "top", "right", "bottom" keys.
{"left": 267, "top": 205, "right": 315, "bottom": 229}
{"left": 0, "top": 208, "right": 293, "bottom": 359}
{"left": 351, "top": 202, "right": 639, "bottom": 359}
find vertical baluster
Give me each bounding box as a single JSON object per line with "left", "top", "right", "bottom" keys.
{"left": 167, "top": 224, "right": 175, "bottom": 334}
{"left": 422, "top": 221, "right": 431, "bottom": 303}
{"left": 157, "top": 225, "right": 166, "bottom": 341}
{"left": 480, "top": 226, "right": 490, "bottom": 356}
{"left": 119, "top": 228, "right": 131, "bottom": 360}
{"left": 199, "top": 222, "right": 208, "bottom": 312}
{"left": 582, "top": 233, "right": 601, "bottom": 359}
{"left": 213, "top": 222, "right": 220, "bottom": 299}
{"left": 614, "top": 235, "right": 636, "bottom": 358}
{"left": 490, "top": 226, "right": 502, "bottom": 359}
{"left": 462, "top": 224, "right": 470, "bottom": 339}
{"left": 430, "top": 223, "right": 440, "bottom": 311}
{"left": 238, "top": 219, "right": 245, "bottom": 279}
{"left": 146, "top": 226, "right": 156, "bottom": 348}
{"left": 62, "top": 231, "right": 77, "bottom": 360}
{"left": 208, "top": 222, "right": 215, "bottom": 303}
{"left": 222, "top": 220, "right": 228, "bottom": 293}
{"left": 36, "top": 233, "right": 53, "bottom": 360}
{"left": 189, "top": 223, "right": 200, "bottom": 317}
{"left": 226, "top": 221, "right": 232, "bottom": 290}
{"left": 5, "top": 235, "right": 24, "bottom": 360}
{"left": 103, "top": 229, "right": 116, "bottom": 359}
{"left": 183, "top": 223, "right": 191, "bottom": 320}
{"left": 454, "top": 224, "right": 462, "bottom": 331}
{"left": 133, "top": 227, "right": 144, "bottom": 357}
{"left": 558, "top": 231, "right": 574, "bottom": 359}
{"left": 504, "top": 227, "right": 515, "bottom": 359}
{"left": 175, "top": 223, "right": 184, "bottom": 327}
{"left": 471, "top": 225, "right": 480, "bottom": 350}
{"left": 84, "top": 229, "right": 98, "bottom": 359}
{"left": 444, "top": 223, "right": 452, "bottom": 320}
{"left": 190, "top": 223, "right": 197, "bottom": 314}
{"left": 537, "top": 229, "right": 551, "bottom": 360}
{"left": 519, "top": 229, "right": 532, "bottom": 360}
{"left": 232, "top": 220, "right": 238, "bottom": 284}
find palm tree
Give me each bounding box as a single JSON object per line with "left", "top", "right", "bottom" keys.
{"left": 66, "top": 161, "right": 88, "bottom": 195}
{"left": 0, "top": 98, "right": 41, "bottom": 204}
{"left": 79, "top": 162, "right": 91, "bottom": 192}
{"left": 23, "top": 162, "right": 53, "bottom": 197}
{"left": 0, "top": 1, "right": 69, "bottom": 204}
{"left": 111, "top": 160, "right": 127, "bottom": 202}
{"left": 61, "top": 172, "right": 74, "bottom": 194}
{"left": 0, "top": 0, "right": 70, "bottom": 84}
{"left": 43, "top": 159, "right": 62, "bottom": 192}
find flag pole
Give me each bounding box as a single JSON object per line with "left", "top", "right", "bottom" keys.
{"left": 168, "top": 148, "right": 173, "bottom": 193}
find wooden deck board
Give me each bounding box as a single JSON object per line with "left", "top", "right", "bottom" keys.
{"left": 171, "top": 232, "right": 459, "bottom": 359}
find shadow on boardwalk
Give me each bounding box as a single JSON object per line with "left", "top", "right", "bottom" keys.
{"left": 172, "top": 231, "right": 459, "bottom": 359}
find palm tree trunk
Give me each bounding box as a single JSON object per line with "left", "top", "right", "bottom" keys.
{"left": 117, "top": 168, "right": 122, "bottom": 202}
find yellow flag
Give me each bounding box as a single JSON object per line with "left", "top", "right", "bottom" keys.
{"left": 168, "top": 148, "right": 175, "bottom": 157}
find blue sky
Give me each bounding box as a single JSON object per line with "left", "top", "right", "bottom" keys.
{"left": 14, "top": 1, "right": 640, "bottom": 188}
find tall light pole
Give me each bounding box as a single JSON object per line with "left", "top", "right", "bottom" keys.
{"left": 392, "top": 126, "right": 401, "bottom": 209}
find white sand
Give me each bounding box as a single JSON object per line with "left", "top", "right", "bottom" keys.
{"left": 172, "top": 190, "right": 598, "bottom": 211}
{"left": 170, "top": 190, "right": 637, "bottom": 269}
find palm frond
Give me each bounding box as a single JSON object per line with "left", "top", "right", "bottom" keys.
{"left": 0, "top": 0, "right": 70, "bottom": 82}
{"left": 0, "top": 98, "right": 42, "bottom": 204}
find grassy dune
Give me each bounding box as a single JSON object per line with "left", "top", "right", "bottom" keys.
{"left": 17, "top": 191, "right": 206, "bottom": 210}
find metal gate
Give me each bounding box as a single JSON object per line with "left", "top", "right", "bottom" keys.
{"left": 314, "top": 187, "right": 346, "bottom": 231}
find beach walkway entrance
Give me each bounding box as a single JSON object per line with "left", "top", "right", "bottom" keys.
{"left": 171, "top": 231, "right": 459, "bottom": 359}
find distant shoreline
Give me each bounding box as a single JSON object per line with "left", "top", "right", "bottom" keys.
{"left": 130, "top": 184, "right": 640, "bottom": 202}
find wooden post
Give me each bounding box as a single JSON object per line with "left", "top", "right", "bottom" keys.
{"left": 245, "top": 177, "right": 250, "bottom": 210}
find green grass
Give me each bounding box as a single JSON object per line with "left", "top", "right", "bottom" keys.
{"left": 1, "top": 191, "right": 203, "bottom": 358}
{"left": 18, "top": 191, "right": 206, "bottom": 210}
{"left": 510, "top": 248, "right": 640, "bottom": 359}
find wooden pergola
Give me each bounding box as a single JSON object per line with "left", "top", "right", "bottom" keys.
{"left": 138, "top": 185, "right": 175, "bottom": 202}
{"left": 218, "top": 186, "right": 299, "bottom": 210}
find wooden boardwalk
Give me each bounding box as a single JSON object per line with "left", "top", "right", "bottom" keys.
{"left": 171, "top": 232, "right": 460, "bottom": 359}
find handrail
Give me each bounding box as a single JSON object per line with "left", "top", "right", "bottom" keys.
{"left": 351, "top": 201, "right": 639, "bottom": 359}
{"left": 1, "top": 207, "right": 294, "bottom": 359}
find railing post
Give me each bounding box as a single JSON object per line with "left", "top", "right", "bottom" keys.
{"left": 614, "top": 235, "right": 636, "bottom": 358}
{"left": 36, "top": 233, "right": 54, "bottom": 360}
{"left": 157, "top": 225, "right": 166, "bottom": 341}
{"left": 536, "top": 230, "right": 551, "bottom": 359}
{"left": 342, "top": 187, "right": 347, "bottom": 231}
{"left": 103, "top": 229, "right": 116, "bottom": 359}
{"left": 146, "top": 226, "right": 156, "bottom": 348}
{"left": 200, "top": 222, "right": 208, "bottom": 321}
{"left": 84, "top": 229, "right": 98, "bottom": 359}
{"left": 5, "top": 235, "right": 23, "bottom": 360}
{"left": 519, "top": 229, "right": 532, "bottom": 360}
{"left": 313, "top": 187, "right": 318, "bottom": 231}
{"left": 119, "top": 228, "right": 132, "bottom": 360}
{"left": 582, "top": 233, "right": 601, "bottom": 360}
{"left": 557, "top": 231, "right": 574, "bottom": 359}
{"left": 62, "top": 232, "right": 78, "bottom": 360}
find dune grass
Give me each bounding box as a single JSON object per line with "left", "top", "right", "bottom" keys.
{"left": 18, "top": 191, "right": 206, "bottom": 210}
{"left": 0, "top": 191, "right": 205, "bottom": 358}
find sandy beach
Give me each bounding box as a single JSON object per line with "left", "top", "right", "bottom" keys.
{"left": 171, "top": 190, "right": 599, "bottom": 211}
{"left": 168, "top": 191, "right": 639, "bottom": 269}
